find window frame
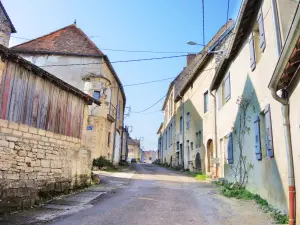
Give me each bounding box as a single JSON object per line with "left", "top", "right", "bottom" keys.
{"left": 204, "top": 91, "right": 209, "bottom": 113}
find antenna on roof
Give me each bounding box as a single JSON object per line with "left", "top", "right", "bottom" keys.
{"left": 74, "top": 19, "right": 77, "bottom": 25}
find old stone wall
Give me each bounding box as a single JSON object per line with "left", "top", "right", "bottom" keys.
{"left": 0, "top": 5, "right": 12, "bottom": 47}
{"left": 0, "top": 120, "right": 92, "bottom": 213}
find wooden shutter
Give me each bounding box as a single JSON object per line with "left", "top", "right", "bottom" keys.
{"left": 254, "top": 115, "right": 262, "bottom": 160}
{"left": 224, "top": 73, "right": 231, "bottom": 101}
{"left": 217, "top": 88, "right": 222, "bottom": 110}
{"left": 227, "top": 132, "right": 234, "bottom": 164}
{"left": 249, "top": 33, "right": 256, "bottom": 71}
{"left": 264, "top": 104, "right": 274, "bottom": 157}
{"left": 257, "top": 8, "right": 266, "bottom": 52}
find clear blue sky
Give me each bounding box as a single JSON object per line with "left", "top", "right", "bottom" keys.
{"left": 4, "top": 0, "right": 241, "bottom": 150}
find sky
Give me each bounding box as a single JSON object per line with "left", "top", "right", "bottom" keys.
{"left": 3, "top": 0, "right": 242, "bottom": 150}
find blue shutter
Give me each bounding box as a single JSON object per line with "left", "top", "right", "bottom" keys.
{"left": 257, "top": 8, "right": 266, "bottom": 52}
{"left": 249, "top": 33, "right": 256, "bottom": 71}
{"left": 227, "top": 132, "right": 233, "bottom": 164}
{"left": 254, "top": 115, "right": 262, "bottom": 160}
{"left": 264, "top": 104, "right": 274, "bottom": 157}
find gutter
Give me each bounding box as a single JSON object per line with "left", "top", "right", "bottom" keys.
{"left": 112, "top": 88, "right": 120, "bottom": 164}
{"left": 210, "top": 91, "right": 218, "bottom": 176}
{"left": 268, "top": 3, "right": 300, "bottom": 224}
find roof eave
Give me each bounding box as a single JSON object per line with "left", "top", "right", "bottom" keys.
{"left": 162, "top": 81, "right": 174, "bottom": 110}
{"left": 269, "top": 4, "right": 300, "bottom": 91}
{"left": 10, "top": 49, "right": 104, "bottom": 58}
{"left": 0, "top": 1, "right": 16, "bottom": 33}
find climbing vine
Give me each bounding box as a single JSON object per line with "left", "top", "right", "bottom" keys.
{"left": 230, "top": 91, "right": 255, "bottom": 187}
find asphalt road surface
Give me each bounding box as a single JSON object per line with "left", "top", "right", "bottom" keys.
{"left": 48, "top": 163, "right": 272, "bottom": 225}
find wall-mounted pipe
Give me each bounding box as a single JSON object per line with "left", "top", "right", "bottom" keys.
{"left": 270, "top": 88, "right": 295, "bottom": 225}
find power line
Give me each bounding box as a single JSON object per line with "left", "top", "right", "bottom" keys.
{"left": 202, "top": 0, "right": 205, "bottom": 45}
{"left": 10, "top": 36, "right": 193, "bottom": 54}
{"left": 131, "top": 94, "right": 167, "bottom": 113}
{"left": 227, "top": 0, "right": 230, "bottom": 27}
{"left": 39, "top": 54, "right": 188, "bottom": 67}
{"left": 131, "top": 110, "right": 162, "bottom": 114}
{"left": 123, "top": 76, "right": 176, "bottom": 87}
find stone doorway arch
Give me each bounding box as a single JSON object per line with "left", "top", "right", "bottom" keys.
{"left": 207, "top": 139, "right": 213, "bottom": 172}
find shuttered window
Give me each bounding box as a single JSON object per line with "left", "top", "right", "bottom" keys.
{"left": 204, "top": 91, "right": 209, "bottom": 113}
{"left": 224, "top": 73, "right": 231, "bottom": 101}
{"left": 249, "top": 33, "right": 256, "bottom": 71}
{"left": 186, "top": 112, "right": 190, "bottom": 130}
{"left": 180, "top": 116, "right": 183, "bottom": 132}
{"left": 264, "top": 104, "right": 274, "bottom": 157}
{"left": 227, "top": 132, "right": 234, "bottom": 164}
{"left": 217, "top": 88, "right": 222, "bottom": 110}
{"left": 254, "top": 115, "right": 262, "bottom": 160}
{"left": 257, "top": 8, "right": 266, "bottom": 52}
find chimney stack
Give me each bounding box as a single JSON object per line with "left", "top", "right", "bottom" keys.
{"left": 187, "top": 54, "right": 197, "bottom": 66}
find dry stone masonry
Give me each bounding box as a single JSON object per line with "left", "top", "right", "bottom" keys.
{"left": 0, "top": 119, "right": 92, "bottom": 213}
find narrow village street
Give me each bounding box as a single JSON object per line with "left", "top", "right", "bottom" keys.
{"left": 47, "top": 163, "right": 272, "bottom": 225}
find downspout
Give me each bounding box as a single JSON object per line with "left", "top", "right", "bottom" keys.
{"left": 179, "top": 94, "right": 184, "bottom": 169}
{"left": 270, "top": 88, "right": 295, "bottom": 225}
{"left": 119, "top": 109, "right": 125, "bottom": 162}
{"left": 112, "top": 88, "right": 120, "bottom": 164}
{"left": 210, "top": 91, "right": 218, "bottom": 177}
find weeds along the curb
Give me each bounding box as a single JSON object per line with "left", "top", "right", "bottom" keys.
{"left": 217, "top": 183, "right": 288, "bottom": 224}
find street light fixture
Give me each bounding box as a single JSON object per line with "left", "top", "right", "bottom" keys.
{"left": 187, "top": 41, "right": 205, "bottom": 46}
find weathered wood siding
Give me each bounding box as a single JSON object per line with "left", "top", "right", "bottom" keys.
{"left": 0, "top": 61, "right": 85, "bottom": 138}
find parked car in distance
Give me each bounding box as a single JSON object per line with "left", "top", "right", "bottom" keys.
{"left": 131, "top": 158, "right": 137, "bottom": 163}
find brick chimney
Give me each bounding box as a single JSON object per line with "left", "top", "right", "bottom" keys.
{"left": 187, "top": 54, "right": 197, "bottom": 66}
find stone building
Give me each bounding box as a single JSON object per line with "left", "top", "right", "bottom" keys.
{"left": 0, "top": 1, "right": 16, "bottom": 47}
{"left": 127, "top": 137, "right": 140, "bottom": 162}
{"left": 157, "top": 20, "right": 234, "bottom": 172}
{"left": 0, "top": 44, "right": 99, "bottom": 212}
{"left": 11, "top": 24, "right": 126, "bottom": 164}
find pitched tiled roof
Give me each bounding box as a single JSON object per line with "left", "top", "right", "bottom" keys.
{"left": 0, "top": 1, "right": 16, "bottom": 33}
{"left": 11, "top": 24, "right": 104, "bottom": 57}
{"left": 174, "top": 19, "right": 235, "bottom": 101}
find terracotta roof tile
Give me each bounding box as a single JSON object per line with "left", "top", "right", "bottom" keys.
{"left": 11, "top": 24, "right": 103, "bottom": 57}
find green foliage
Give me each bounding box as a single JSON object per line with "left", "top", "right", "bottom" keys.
{"left": 118, "top": 161, "right": 129, "bottom": 167}
{"left": 218, "top": 183, "right": 288, "bottom": 224}
{"left": 184, "top": 171, "right": 207, "bottom": 181}
{"left": 93, "top": 156, "right": 113, "bottom": 168}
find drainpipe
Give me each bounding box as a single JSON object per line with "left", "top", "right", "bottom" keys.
{"left": 270, "top": 88, "right": 295, "bottom": 225}
{"left": 112, "top": 88, "right": 120, "bottom": 164}
{"left": 210, "top": 91, "right": 218, "bottom": 177}
{"left": 119, "top": 109, "right": 125, "bottom": 162}
{"left": 179, "top": 94, "right": 185, "bottom": 169}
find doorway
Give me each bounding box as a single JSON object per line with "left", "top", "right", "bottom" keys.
{"left": 207, "top": 139, "right": 213, "bottom": 173}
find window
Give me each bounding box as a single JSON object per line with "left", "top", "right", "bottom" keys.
{"left": 195, "top": 131, "right": 202, "bottom": 148}
{"left": 249, "top": 8, "right": 266, "bottom": 71}
{"left": 180, "top": 116, "right": 183, "bottom": 132}
{"left": 196, "top": 132, "right": 199, "bottom": 148}
{"left": 93, "top": 91, "right": 100, "bottom": 99}
{"left": 227, "top": 132, "right": 233, "bottom": 164}
{"left": 186, "top": 112, "right": 190, "bottom": 130}
{"left": 177, "top": 142, "right": 179, "bottom": 151}
{"left": 204, "top": 91, "right": 209, "bottom": 113}
{"left": 107, "top": 132, "right": 111, "bottom": 147}
{"left": 263, "top": 104, "right": 274, "bottom": 158}
{"left": 191, "top": 142, "right": 193, "bottom": 150}
{"left": 218, "top": 73, "right": 231, "bottom": 109}
{"left": 165, "top": 131, "right": 168, "bottom": 149}
{"left": 170, "top": 124, "right": 172, "bottom": 146}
